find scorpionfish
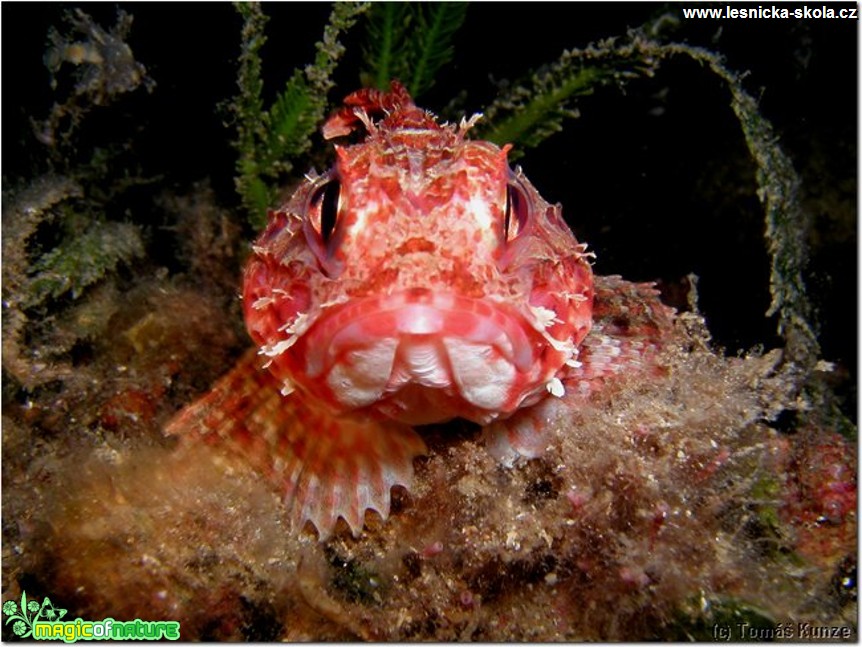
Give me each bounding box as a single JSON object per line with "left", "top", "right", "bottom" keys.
{"left": 167, "top": 82, "right": 675, "bottom": 539}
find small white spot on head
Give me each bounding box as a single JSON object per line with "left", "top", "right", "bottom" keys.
{"left": 260, "top": 338, "right": 296, "bottom": 357}
{"left": 280, "top": 379, "right": 295, "bottom": 396}
{"left": 467, "top": 195, "right": 493, "bottom": 233}
{"left": 252, "top": 296, "right": 274, "bottom": 310}
{"left": 546, "top": 377, "right": 565, "bottom": 398}
{"left": 459, "top": 112, "right": 483, "bottom": 133}
{"left": 280, "top": 312, "right": 312, "bottom": 335}
{"left": 354, "top": 107, "right": 377, "bottom": 133}
{"left": 542, "top": 332, "right": 576, "bottom": 355}
{"left": 529, "top": 305, "right": 560, "bottom": 329}
{"left": 254, "top": 288, "right": 292, "bottom": 311}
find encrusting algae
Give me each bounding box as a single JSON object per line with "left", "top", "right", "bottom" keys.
{"left": 19, "top": 307, "right": 856, "bottom": 640}
{"left": 2, "top": 4, "right": 855, "bottom": 641}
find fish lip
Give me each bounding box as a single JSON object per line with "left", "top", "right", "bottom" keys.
{"left": 300, "top": 289, "right": 542, "bottom": 380}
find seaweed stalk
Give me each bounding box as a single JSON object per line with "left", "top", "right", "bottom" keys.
{"left": 655, "top": 42, "right": 820, "bottom": 377}
{"left": 232, "top": 2, "right": 369, "bottom": 228}
{"left": 233, "top": 2, "right": 271, "bottom": 222}
{"left": 407, "top": 3, "right": 468, "bottom": 97}
{"left": 360, "top": 3, "right": 412, "bottom": 91}
{"left": 360, "top": 3, "right": 467, "bottom": 97}
{"left": 476, "top": 34, "right": 659, "bottom": 157}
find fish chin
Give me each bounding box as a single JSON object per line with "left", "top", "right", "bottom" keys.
{"left": 293, "top": 289, "right": 557, "bottom": 424}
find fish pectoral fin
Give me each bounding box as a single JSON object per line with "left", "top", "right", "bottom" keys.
{"left": 570, "top": 275, "right": 677, "bottom": 385}
{"left": 483, "top": 396, "right": 566, "bottom": 467}
{"left": 165, "top": 349, "right": 426, "bottom": 540}
{"left": 279, "top": 406, "right": 426, "bottom": 540}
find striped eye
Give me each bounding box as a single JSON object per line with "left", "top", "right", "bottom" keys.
{"left": 504, "top": 178, "right": 530, "bottom": 243}
{"left": 303, "top": 174, "right": 345, "bottom": 276}
{"left": 308, "top": 178, "right": 341, "bottom": 245}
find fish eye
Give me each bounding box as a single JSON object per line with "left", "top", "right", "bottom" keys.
{"left": 309, "top": 178, "right": 341, "bottom": 244}
{"left": 504, "top": 180, "right": 530, "bottom": 243}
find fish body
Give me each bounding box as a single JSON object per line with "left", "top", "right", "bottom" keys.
{"left": 167, "top": 82, "right": 674, "bottom": 538}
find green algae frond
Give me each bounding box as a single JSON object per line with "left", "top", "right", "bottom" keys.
{"left": 232, "top": 2, "right": 369, "bottom": 228}
{"left": 360, "top": 3, "right": 469, "bottom": 97}
{"left": 476, "top": 33, "right": 659, "bottom": 157}
{"left": 656, "top": 42, "right": 820, "bottom": 378}
{"left": 3, "top": 9, "right": 151, "bottom": 390}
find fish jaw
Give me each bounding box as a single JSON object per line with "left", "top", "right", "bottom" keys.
{"left": 252, "top": 287, "right": 590, "bottom": 426}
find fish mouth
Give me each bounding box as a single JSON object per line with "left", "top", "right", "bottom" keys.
{"left": 296, "top": 288, "right": 556, "bottom": 424}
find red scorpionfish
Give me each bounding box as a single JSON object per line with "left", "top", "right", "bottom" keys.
{"left": 167, "top": 82, "right": 674, "bottom": 539}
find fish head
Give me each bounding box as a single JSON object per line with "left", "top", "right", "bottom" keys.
{"left": 243, "top": 83, "right": 594, "bottom": 425}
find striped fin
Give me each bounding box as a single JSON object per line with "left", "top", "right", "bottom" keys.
{"left": 165, "top": 349, "right": 426, "bottom": 540}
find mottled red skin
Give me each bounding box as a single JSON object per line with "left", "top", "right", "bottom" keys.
{"left": 167, "top": 82, "right": 676, "bottom": 538}
{"left": 243, "top": 82, "right": 594, "bottom": 425}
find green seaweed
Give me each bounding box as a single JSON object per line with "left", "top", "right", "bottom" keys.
{"left": 360, "top": 3, "right": 468, "bottom": 96}
{"left": 2, "top": 10, "right": 151, "bottom": 390}
{"left": 477, "top": 35, "right": 659, "bottom": 157}
{"left": 24, "top": 221, "right": 144, "bottom": 309}
{"left": 232, "top": 2, "right": 270, "bottom": 222}
{"left": 232, "top": 2, "right": 369, "bottom": 228}
{"left": 656, "top": 43, "right": 820, "bottom": 378}
{"left": 360, "top": 3, "right": 412, "bottom": 91}
{"left": 2, "top": 179, "right": 146, "bottom": 389}
{"left": 405, "top": 3, "right": 468, "bottom": 97}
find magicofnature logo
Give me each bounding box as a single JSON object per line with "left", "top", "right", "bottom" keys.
{"left": 3, "top": 591, "right": 67, "bottom": 638}
{"left": 3, "top": 591, "right": 180, "bottom": 642}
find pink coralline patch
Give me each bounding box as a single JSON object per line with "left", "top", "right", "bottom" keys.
{"left": 421, "top": 541, "right": 445, "bottom": 558}
{"left": 459, "top": 590, "right": 475, "bottom": 609}
{"left": 619, "top": 565, "right": 651, "bottom": 589}
{"left": 780, "top": 429, "right": 857, "bottom": 565}
{"left": 566, "top": 489, "right": 592, "bottom": 512}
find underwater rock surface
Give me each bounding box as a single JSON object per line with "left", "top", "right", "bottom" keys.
{"left": 2, "top": 3, "right": 856, "bottom": 642}
{"left": 4, "top": 291, "right": 855, "bottom": 639}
